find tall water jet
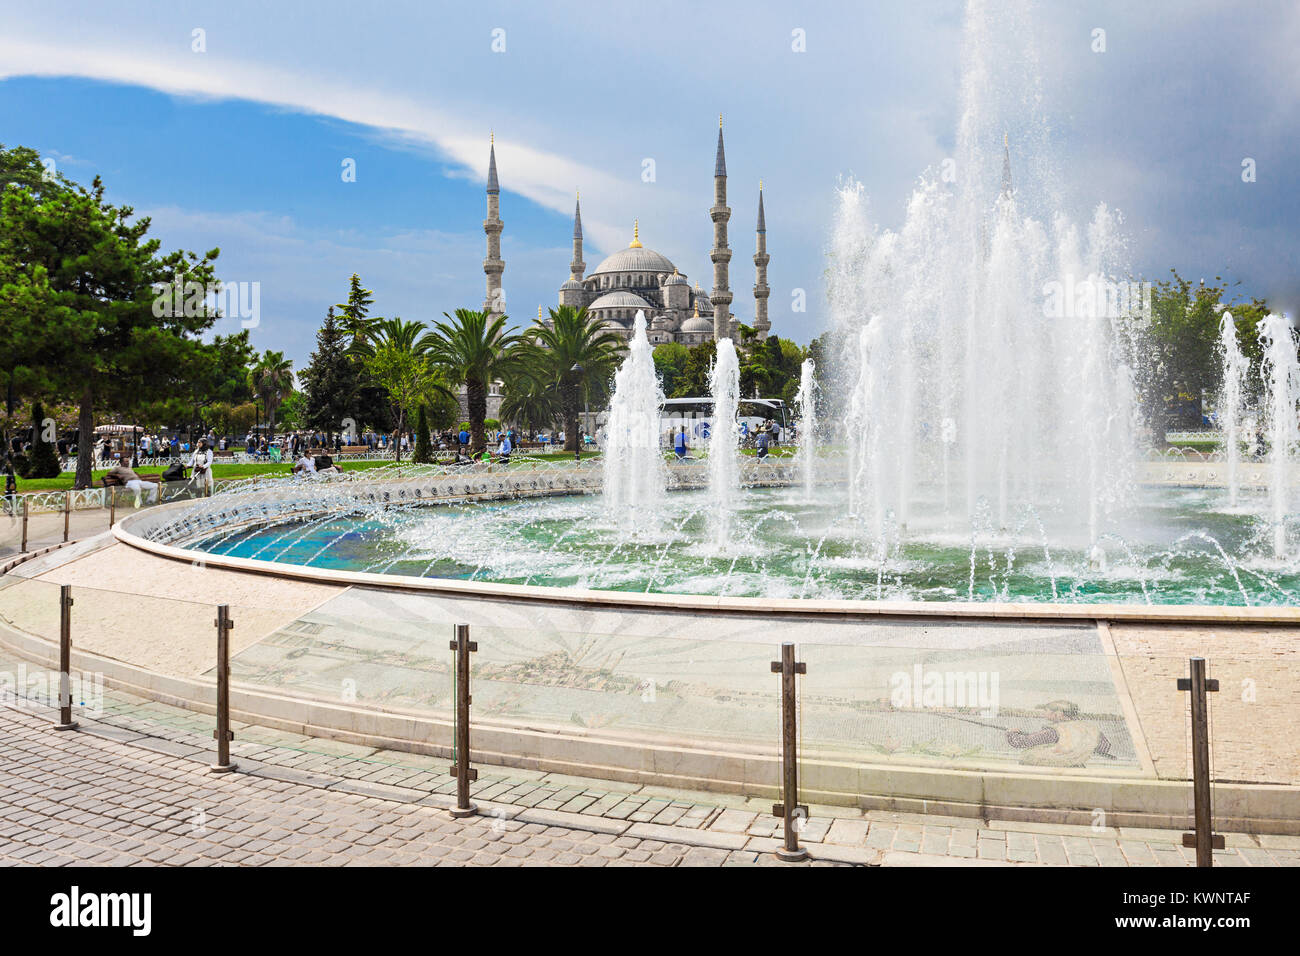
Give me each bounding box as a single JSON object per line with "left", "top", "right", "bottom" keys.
{"left": 829, "top": 1, "right": 1141, "bottom": 545}
{"left": 1218, "top": 311, "right": 1248, "bottom": 507}
{"left": 707, "top": 337, "right": 741, "bottom": 550}
{"left": 794, "top": 358, "right": 818, "bottom": 498}
{"left": 602, "top": 310, "right": 666, "bottom": 525}
{"left": 1260, "top": 313, "right": 1298, "bottom": 559}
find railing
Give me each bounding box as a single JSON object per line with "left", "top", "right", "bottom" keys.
{"left": 0, "top": 572, "right": 1280, "bottom": 863}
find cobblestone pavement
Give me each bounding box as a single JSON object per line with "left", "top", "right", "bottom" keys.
{"left": 2, "top": 639, "right": 1300, "bottom": 868}
{"left": 0, "top": 707, "right": 812, "bottom": 867}
{"left": 1, "top": 658, "right": 1298, "bottom": 867}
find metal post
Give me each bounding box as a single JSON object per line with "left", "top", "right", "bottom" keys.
{"left": 1178, "top": 657, "right": 1223, "bottom": 866}
{"left": 20, "top": 496, "right": 28, "bottom": 552}
{"left": 209, "top": 604, "right": 237, "bottom": 773}
{"left": 449, "top": 623, "right": 478, "bottom": 818}
{"left": 108, "top": 487, "right": 115, "bottom": 528}
{"left": 53, "top": 585, "right": 77, "bottom": 731}
{"left": 770, "top": 641, "right": 809, "bottom": 861}
{"left": 63, "top": 490, "right": 71, "bottom": 542}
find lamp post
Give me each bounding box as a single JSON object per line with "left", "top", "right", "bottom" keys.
{"left": 569, "top": 363, "right": 584, "bottom": 464}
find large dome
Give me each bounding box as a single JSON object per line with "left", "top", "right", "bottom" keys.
{"left": 589, "top": 245, "right": 676, "bottom": 276}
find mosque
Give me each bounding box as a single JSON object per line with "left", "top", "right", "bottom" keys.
{"left": 479, "top": 119, "right": 771, "bottom": 347}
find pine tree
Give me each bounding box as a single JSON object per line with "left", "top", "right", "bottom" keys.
{"left": 413, "top": 405, "right": 432, "bottom": 463}
{"left": 300, "top": 307, "right": 360, "bottom": 435}
{"left": 26, "top": 401, "right": 62, "bottom": 479}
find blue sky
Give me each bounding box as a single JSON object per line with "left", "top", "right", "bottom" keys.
{"left": 1, "top": 0, "right": 1297, "bottom": 370}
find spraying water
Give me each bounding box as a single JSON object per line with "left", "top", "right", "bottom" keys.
{"left": 828, "top": 0, "right": 1140, "bottom": 547}
{"left": 602, "top": 311, "right": 666, "bottom": 525}
{"left": 1260, "top": 313, "right": 1298, "bottom": 559}
{"left": 1218, "top": 311, "right": 1248, "bottom": 507}
{"left": 794, "top": 358, "right": 818, "bottom": 498}
{"left": 707, "top": 338, "right": 741, "bottom": 550}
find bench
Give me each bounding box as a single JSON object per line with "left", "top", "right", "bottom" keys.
{"left": 100, "top": 473, "right": 163, "bottom": 488}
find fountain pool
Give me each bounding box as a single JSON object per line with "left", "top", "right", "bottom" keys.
{"left": 189, "top": 480, "right": 1300, "bottom": 606}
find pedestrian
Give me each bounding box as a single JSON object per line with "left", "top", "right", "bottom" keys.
{"left": 191, "top": 439, "right": 214, "bottom": 496}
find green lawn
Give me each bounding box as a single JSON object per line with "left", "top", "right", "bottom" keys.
{"left": 9, "top": 451, "right": 605, "bottom": 492}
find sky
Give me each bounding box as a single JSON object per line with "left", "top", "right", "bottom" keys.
{"left": 1, "top": 0, "right": 1297, "bottom": 372}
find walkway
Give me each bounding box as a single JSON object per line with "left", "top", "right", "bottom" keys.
{"left": 2, "top": 662, "right": 1296, "bottom": 867}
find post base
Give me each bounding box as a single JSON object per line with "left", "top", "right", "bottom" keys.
{"left": 208, "top": 762, "right": 238, "bottom": 774}
{"left": 775, "top": 846, "right": 810, "bottom": 862}
{"left": 53, "top": 721, "right": 79, "bottom": 732}
{"left": 449, "top": 804, "right": 478, "bottom": 819}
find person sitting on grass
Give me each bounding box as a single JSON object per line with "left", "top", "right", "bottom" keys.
{"left": 292, "top": 450, "right": 317, "bottom": 477}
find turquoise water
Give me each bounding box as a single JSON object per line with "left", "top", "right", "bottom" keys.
{"left": 193, "top": 485, "right": 1300, "bottom": 605}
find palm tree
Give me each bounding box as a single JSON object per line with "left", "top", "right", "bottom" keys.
{"left": 248, "top": 350, "right": 295, "bottom": 437}
{"left": 357, "top": 317, "right": 441, "bottom": 462}
{"left": 524, "top": 306, "right": 624, "bottom": 453}
{"left": 419, "top": 309, "right": 523, "bottom": 454}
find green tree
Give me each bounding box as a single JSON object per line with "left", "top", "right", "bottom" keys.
{"left": 520, "top": 306, "right": 623, "bottom": 452}
{"left": 412, "top": 405, "right": 432, "bottom": 463}
{"left": 1136, "top": 271, "right": 1277, "bottom": 429}
{"left": 26, "top": 401, "right": 61, "bottom": 478}
{"left": 1, "top": 160, "right": 223, "bottom": 487}
{"left": 300, "top": 306, "right": 361, "bottom": 435}
{"left": 652, "top": 342, "right": 689, "bottom": 397}
{"left": 248, "top": 351, "right": 295, "bottom": 437}
{"left": 672, "top": 340, "right": 717, "bottom": 399}
{"left": 419, "top": 309, "right": 524, "bottom": 454}
{"left": 336, "top": 273, "right": 378, "bottom": 352}
{"left": 363, "top": 317, "right": 443, "bottom": 462}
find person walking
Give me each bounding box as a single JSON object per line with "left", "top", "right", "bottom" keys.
{"left": 191, "top": 439, "right": 215, "bottom": 496}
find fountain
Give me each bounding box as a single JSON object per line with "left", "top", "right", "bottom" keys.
{"left": 1260, "top": 313, "right": 1298, "bottom": 559}
{"left": 601, "top": 310, "right": 666, "bottom": 526}
{"left": 794, "top": 358, "right": 817, "bottom": 498}
{"left": 829, "top": 0, "right": 1138, "bottom": 554}
{"left": 1218, "top": 311, "right": 1248, "bottom": 507}
{"left": 706, "top": 338, "right": 741, "bottom": 550}
{"left": 162, "top": 0, "right": 1300, "bottom": 609}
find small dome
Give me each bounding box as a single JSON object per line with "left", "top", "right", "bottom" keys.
{"left": 692, "top": 291, "right": 713, "bottom": 314}
{"left": 680, "top": 315, "right": 714, "bottom": 333}
{"left": 589, "top": 290, "right": 652, "bottom": 311}
{"left": 663, "top": 270, "right": 687, "bottom": 286}
{"left": 560, "top": 277, "right": 583, "bottom": 290}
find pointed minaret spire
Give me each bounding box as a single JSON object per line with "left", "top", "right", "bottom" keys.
{"left": 1000, "top": 131, "right": 1012, "bottom": 198}
{"left": 487, "top": 132, "right": 500, "bottom": 195}
{"left": 714, "top": 114, "right": 727, "bottom": 178}
{"left": 483, "top": 134, "right": 504, "bottom": 316}
{"left": 629, "top": 219, "right": 642, "bottom": 248}
{"left": 569, "top": 190, "right": 585, "bottom": 284}
{"left": 753, "top": 180, "right": 770, "bottom": 338}
{"left": 710, "top": 115, "right": 733, "bottom": 340}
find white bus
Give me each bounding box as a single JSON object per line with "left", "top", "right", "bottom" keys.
{"left": 658, "top": 397, "right": 789, "bottom": 447}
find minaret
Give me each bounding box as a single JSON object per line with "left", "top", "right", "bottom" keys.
{"left": 710, "top": 114, "right": 733, "bottom": 341}
{"left": 483, "top": 133, "right": 505, "bottom": 316}
{"left": 753, "top": 180, "right": 770, "bottom": 338}
{"left": 570, "top": 190, "right": 585, "bottom": 283}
